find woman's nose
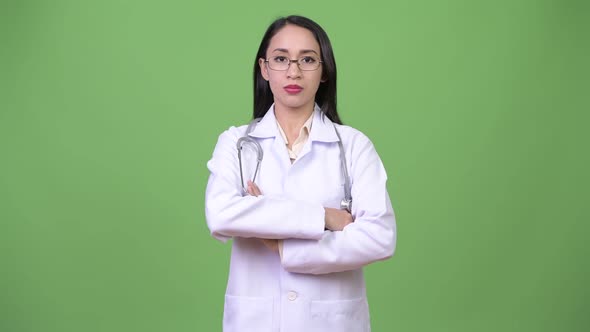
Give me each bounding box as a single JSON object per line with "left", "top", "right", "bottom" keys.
{"left": 286, "top": 60, "right": 302, "bottom": 78}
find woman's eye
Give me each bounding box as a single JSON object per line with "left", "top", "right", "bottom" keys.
{"left": 301, "top": 57, "right": 316, "bottom": 63}
{"left": 273, "top": 56, "right": 288, "bottom": 63}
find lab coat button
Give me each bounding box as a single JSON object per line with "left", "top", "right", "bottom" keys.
{"left": 287, "top": 291, "right": 298, "bottom": 301}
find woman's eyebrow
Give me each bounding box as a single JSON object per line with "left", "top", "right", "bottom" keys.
{"left": 271, "top": 48, "right": 289, "bottom": 53}
{"left": 271, "top": 48, "right": 319, "bottom": 55}
{"left": 300, "top": 49, "right": 319, "bottom": 55}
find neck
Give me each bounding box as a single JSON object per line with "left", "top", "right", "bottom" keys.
{"left": 274, "top": 103, "right": 315, "bottom": 134}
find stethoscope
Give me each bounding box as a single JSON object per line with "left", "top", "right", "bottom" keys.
{"left": 237, "top": 118, "right": 352, "bottom": 212}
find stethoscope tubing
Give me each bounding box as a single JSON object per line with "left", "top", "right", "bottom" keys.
{"left": 237, "top": 118, "right": 352, "bottom": 212}
{"left": 237, "top": 136, "right": 263, "bottom": 195}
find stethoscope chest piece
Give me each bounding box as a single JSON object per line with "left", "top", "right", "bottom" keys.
{"left": 340, "top": 198, "right": 352, "bottom": 213}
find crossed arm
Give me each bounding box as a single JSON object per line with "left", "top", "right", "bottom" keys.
{"left": 245, "top": 180, "right": 354, "bottom": 252}
{"left": 206, "top": 127, "right": 396, "bottom": 274}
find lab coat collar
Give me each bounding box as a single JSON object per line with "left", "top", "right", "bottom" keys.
{"left": 249, "top": 104, "right": 339, "bottom": 143}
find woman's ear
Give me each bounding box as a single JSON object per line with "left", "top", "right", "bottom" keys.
{"left": 259, "top": 58, "right": 269, "bottom": 81}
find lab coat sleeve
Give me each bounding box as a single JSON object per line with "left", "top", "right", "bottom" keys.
{"left": 280, "top": 133, "right": 396, "bottom": 274}
{"left": 205, "top": 127, "right": 325, "bottom": 242}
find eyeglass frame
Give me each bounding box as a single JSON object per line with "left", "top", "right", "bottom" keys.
{"left": 263, "top": 56, "right": 323, "bottom": 71}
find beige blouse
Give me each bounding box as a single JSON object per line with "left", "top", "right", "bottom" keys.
{"left": 276, "top": 112, "right": 314, "bottom": 162}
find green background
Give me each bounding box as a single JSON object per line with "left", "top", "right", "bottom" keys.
{"left": 1, "top": 0, "right": 588, "bottom": 331}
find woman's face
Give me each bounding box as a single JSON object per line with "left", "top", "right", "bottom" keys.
{"left": 259, "top": 24, "right": 323, "bottom": 113}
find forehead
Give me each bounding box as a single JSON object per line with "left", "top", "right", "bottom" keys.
{"left": 267, "top": 24, "right": 320, "bottom": 54}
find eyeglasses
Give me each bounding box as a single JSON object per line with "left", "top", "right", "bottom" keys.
{"left": 265, "top": 55, "right": 322, "bottom": 71}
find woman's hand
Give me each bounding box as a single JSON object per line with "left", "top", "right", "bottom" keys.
{"left": 246, "top": 180, "right": 262, "bottom": 197}
{"left": 260, "top": 238, "right": 279, "bottom": 252}
{"left": 324, "top": 208, "right": 354, "bottom": 231}
{"left": 247, "top": 181, "right": 280, "bottom": 253}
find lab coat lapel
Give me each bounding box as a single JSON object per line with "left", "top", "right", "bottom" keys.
{"left": 297, "top": 106, "right": 340, "bottom": 161}
{"left": 248, "top": 105, "right": 277, "bottom": 139}
{"left": 248, "top": 105, "right": 292, "bottom": 169}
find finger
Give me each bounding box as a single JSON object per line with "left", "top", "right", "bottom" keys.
{"left": 261, "top": 239, "right": 278, "bottom": 252}
{"left": 343, "top": 211, "right": 354, "bottom": 224}
{"left": 246, "top": 181, "right": 258, "bottom": 196}
{"left": 248, "top": 180, "right": 262, "bottom": 196}
{"left": 260, "top": 239, "right": 271, "bottom": 249}
{"left": 251, "top": 183, "right": 262, "bottom": 196}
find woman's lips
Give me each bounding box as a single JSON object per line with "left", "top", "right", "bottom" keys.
{"left": 284, "top": 85, "right": 303, "bottom": 94}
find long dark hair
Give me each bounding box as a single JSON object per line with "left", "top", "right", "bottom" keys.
{"left": 253, "top": 15, "right": 341, "bottom": 124}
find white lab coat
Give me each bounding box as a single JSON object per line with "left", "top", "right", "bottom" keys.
{"left": 205, "top": 104, "right": 396, "bottom": 332}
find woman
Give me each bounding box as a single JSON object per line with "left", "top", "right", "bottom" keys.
{"left": 205, "top": 15, "right": 396, "bottom": 332}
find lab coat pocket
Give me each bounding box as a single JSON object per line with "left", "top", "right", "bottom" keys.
{"left": 224, "top": 294, "right": 273, "bottom": 332}
{"left": 310, "top": 298, "right": 370, "bottom": 332}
